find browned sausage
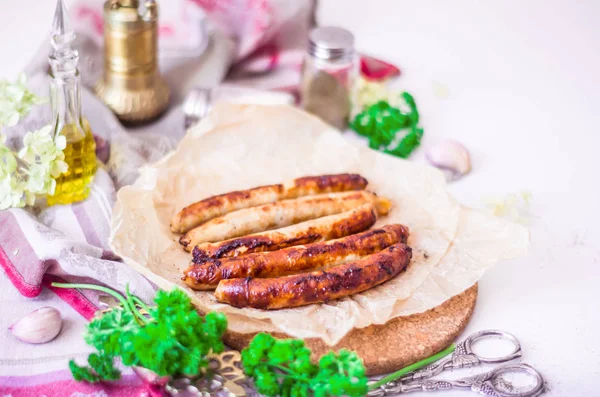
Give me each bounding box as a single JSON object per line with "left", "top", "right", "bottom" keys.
{"left": 171, "top": 174, "right": 368, "bottom": 233}
{"left": 192, "top": 203, "right": 377, "bottom": 258}
{"left": 183, "top": 224, "right": 409, "bottom": 290}
{"left": 179, "top": 191, "right": 391, "bottom": 248}
{"left": 213, "top": 243, "right": 412, "bottom": 309}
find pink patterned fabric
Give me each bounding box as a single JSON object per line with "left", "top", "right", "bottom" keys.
{"left": 0, "top": 371, "right": 160, "bottom": 397}
{"left": 0, "top": 0, "right": 399, "bottom": 395}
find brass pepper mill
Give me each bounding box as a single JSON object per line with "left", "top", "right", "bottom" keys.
{"left": 95, "top": 0, "right": 170, "bottom": 124}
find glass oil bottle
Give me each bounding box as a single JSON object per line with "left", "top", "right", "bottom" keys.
{"left": 47, "top": 0, "right": 97, "bottom": 206}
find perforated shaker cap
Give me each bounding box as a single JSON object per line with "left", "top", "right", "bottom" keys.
{"left": 308, "top": 26, "right": 355, "bottom": 62}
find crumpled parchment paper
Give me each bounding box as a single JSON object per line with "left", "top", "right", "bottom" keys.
{"left": 110, "top": 104, "right": 529, "bottom": 346}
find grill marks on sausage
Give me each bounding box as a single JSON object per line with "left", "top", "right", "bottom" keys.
{"left": 191, "top": 204, "right": 377, "bottom": 260}
{"left": 173, "top": 173, "right": 413, "bottom": 309}
{"left": 171, "top": 173, "right": 368, "bottom": 233}
{"left": 192, "top": 234, "right": 323, "bottom": 261}
{"left": 179, "top": 191, "right": 386, "bottom": 250}
{"left": 214, "top": 243, "right": 413, "bottom": 310}
{"left": 182, "top": 225, "right": 409, "bottom": 290}
{"left": 172, "top": 185, "right": 283, "bottom": 234}
{"left": 215, "top": 234, "right": 323, "bottom": 259}
{"left": 290, "top": 174, "right": 368, "bottom": 193}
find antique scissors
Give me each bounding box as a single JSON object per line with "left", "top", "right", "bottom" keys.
{"left": 368, "top": 330, "right": 545, "bottom": 397}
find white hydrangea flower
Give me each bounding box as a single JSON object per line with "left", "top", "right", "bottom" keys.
{"left": 0, "top": 135, "right": 18, "bottom": 175}
{"left": 0, "top": 167, "right": 26, "bottom": 210}
{"left": 0, "top": 125, "right": 69, "bottom": 209}
{"left": 19, "top": 124, "right": 69, "bottom": 196}
{"left": 0, "top": 100, "right": 20, "bottom": 127}
{"left": 0, "top": 74, "right": 45, "bottom": 129}
{"left": 0, "top": 75, "right": 66, "bottom": 209}
{"left": 0, "top": 141, "right": 26, "bottom": 210}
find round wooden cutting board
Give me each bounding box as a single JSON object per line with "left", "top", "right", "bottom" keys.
{"left": 224, "top": 285, "right": 478, "bottom": 376}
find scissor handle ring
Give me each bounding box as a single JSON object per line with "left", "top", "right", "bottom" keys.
{"left": 488, "top": 363, "right": 545, "bottom": 397}
{"left": 464, "top": 329, "right": 522, "bottom": 363}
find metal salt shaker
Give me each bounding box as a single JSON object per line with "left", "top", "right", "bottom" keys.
{"left": 300, "top": 26, "right": 359, "bottom": 130}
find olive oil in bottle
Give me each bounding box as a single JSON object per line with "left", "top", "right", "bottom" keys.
{"left": 46, "top": 0, "right": 97, "bottom": 206}
{"left": 48, "top": 121, "right": 97, "bottom": 206}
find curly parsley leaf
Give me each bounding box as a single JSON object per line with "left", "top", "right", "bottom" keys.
{"left": 385, "top": 126, "right": 424, "bottom": 159}
{"left": 350, "top": 92, "right": 423, "bottom": 159}
{"left": 69, "top": 360, "right": 100, "bottom": 383}
{"left": 53, "top": 283, "right": 228, "bottom": 383}
{"left": 84, "top": 307, "right": 137, "bottom": 356}
{"left": 124, "top": 298, "right": 227, "bottom": 377}
{"left": 311, "top": 350, "right": 368, "bottom": 397}
{"left": 87, "top": 353, "right": 121, "bottom": 381}
{"left": 242, "top": 333, "right": 367, "bottom": 397}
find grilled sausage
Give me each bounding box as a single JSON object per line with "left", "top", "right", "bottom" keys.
{"left": 214, "top": 243, "right": 412, "bottom": 309}
{"left": 183, "top": 224, "right": 409, "bottom": 290}
{"left": 191, "top": 203, "right": 377, "bottom": 258}
{"left": 179, "top": 191, "right": 391, "bottom": 248}
{"left": 171, "top": 173, "right": 368, "bottom": 233}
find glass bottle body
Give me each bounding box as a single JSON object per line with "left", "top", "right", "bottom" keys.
{"left": 300, "top": 52, "right": 359, "bottom": 130}
{"left": 47, "top": 72, "right": 97, "bottom": 206}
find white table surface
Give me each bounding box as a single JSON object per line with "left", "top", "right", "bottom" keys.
{"left": 1, "top": 1, "right": 599, "bottom": 396}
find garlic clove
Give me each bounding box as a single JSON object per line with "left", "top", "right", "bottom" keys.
{"left": 132, "top": 366, "right": 171, "bottom": 387}
{"left": 425, "top": 140, "right": 472, "bottom": 181}
{"left": 9, "top": 307, "right": 62, "bottom": 344}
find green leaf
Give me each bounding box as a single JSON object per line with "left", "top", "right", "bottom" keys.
{"left": 87, "top": 353, "right": 121, "bottom": 381}
{"left": 69, "top": 360, "right": 100, "bottom": 383}
{"left": 350, "top": 92, "right": 423, "bottom": 160}
{"left": 84, "top": 307, "right": 137, "bottom": 356}
{"left": 385, "top": 126, "right": 424, "bottom": 159}
{"left": 123, "top": 289, "right": 227, "bottom": 378}
{"left": 401, "top": 92, "right": 419, "bottom": 125}
{"left": 243, "top": 334, "right": 367, "bottom": 397}
{"left": 242, "top": 332, "right": 275, "bottom": 374}
{"left": 254, "top": 365, "right": 282, "bottom": 396}
{"left": 267, "top": 339, "right": 297, "bottom": 365}
{"left": 59, "top": 284, "right": 228, "bottom": 383}
{"left": 311, "top": 350, "right": 368, "bottom": 397}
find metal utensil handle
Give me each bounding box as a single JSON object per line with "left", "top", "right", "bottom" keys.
{"left": 401, "top": 340, "right": 482, "bottom": 384}
{"left": 367, "top": 380, "right": 457, "bottom": 396}
{"left": 367, "top": 363, "right": 544, "bottom": 397}
{"left": 384, "top": 379, "right": 499, "bottom": 395}
{"left": 399, "top": 358, "right": 450, "bottom": 383}
{"left": 404, "top": 329, "right": 522, "bottom": 383}
{"left": 367, "top": 331, "right": 527, "bottom": 396}
{"left": 487, "top": 363, "right": 545, "bottom": 397}
{"left": 464, "top": 330, "right": 523, "bottom": 364}
{"left": 366, "top": 376, "right": 499, "bottom": 396}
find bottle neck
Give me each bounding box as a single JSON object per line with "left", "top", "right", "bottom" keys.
{"left": 50, "top": 71, "right": 84, "bottom": 139}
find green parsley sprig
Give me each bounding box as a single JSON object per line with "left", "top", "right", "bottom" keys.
{"left": 242, "top": 333, "right": 368, "bottom": 397}
{"left": 55, "top": 282, "right": 456, "bottom": 395}
{"left": 51, "top": 282, "right": 227, "bottom": 383}
{"left": 242, "top": 333, "right": 456, "bottom": 397}
{"left": 350, "top": 93, "right": 424, "bottom": 159}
